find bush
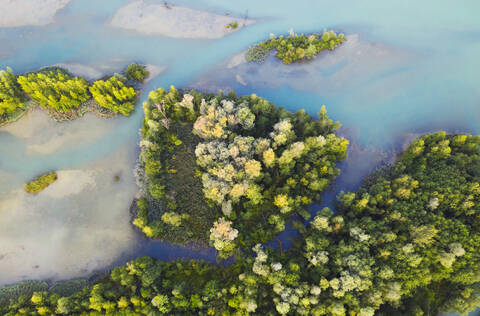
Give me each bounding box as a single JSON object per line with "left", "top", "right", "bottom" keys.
{"left": 89, "top": 75, "right": 137, "bottom": 116}
{"left": 24, "top": 171, "right": 58, "bottom": 194}
{"left": 125, "top": 63, "right": 149, "bottom": 82}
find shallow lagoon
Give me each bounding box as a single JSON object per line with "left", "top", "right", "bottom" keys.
{"left": 0, "top": 1, "right": 479, "bottom": 305}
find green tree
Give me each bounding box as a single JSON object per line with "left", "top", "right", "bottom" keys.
{"left": 89, "top": 75, "right": 137, "bottom": 116}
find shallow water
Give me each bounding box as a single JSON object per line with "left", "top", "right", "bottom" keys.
{"left": 0, "top": 2, "right": 479, "bottom": 309}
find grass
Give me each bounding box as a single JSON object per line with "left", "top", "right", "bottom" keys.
{"left": 24, "top": 171, "right": 58, "bottom": 194}
{"left": 150, "top": 123, "right": 218, "bottom": 245}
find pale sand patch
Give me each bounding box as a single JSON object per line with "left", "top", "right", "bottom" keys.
{"left": 0, "top": 0, "right": 71, "bottom": 27}
{"left": 235, "top": 74, "right": 247, "bottom": 86}
{"left": 144, "top": 64, "right": 167, "bottom": 83}
{"left": 227, "top": 50, "right": 248, "bottom": 69}
{"left": 0, "top": 141, "right": 139, "bottom": 286}
{"left": 42, "top": 170, "right": 96, "bottom": 198}
{"left": 110, "top": 0, "right": 255, "bottom": 39}
{"left": 54, "top": 63, "right": 104, "bottom": 80}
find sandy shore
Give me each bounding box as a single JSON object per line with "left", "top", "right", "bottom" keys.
{"left": 111, "top": 0, "right": 255, "bottom": 39}
{"left": 0, "top": 0, "right": 70, "bottom": 27}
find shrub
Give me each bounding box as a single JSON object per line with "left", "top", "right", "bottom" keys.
{"left": 24, "top": 171, "right": 58, "bottom": 194}
{"left": 125, "top": 63, "right": 149, "bottom": 82}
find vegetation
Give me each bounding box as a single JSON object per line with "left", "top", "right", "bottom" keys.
{"left": 0, "top": 64, "right": 146, "bottom": 124}
{"left": 89, "top": 75, "right": 137, "bottom": 116}
{"left": 135, "top": 87, "right": 348, "bottom": 255}
{"left": 225, "top": 21, "right": 239, "bottom": 29}
{"left": 17, "top": 68, "right": 90, "bottom": 113}
{"left": 246, "top": 29, "right": 346, "bottom": 64}
{"left": 24, "top": 171, "right": 58, "bottom": 194}
{"left": 2, "top": 132, "right": 480, "bottom": 315}
{"left": 125, "top": 63, "right": 149, "bottom": 83}
{"left": 0, "top": 67, "right": 25, "bottom": 121}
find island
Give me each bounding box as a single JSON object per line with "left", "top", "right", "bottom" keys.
{"left": 133, "top": 87, "right": 348, "bottom": 258}
{"left": 0, "top": 63, "right": 148, "bottom": 126}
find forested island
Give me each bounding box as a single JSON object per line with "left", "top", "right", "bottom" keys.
{"left": 1, "top": 131, "right": 479, "bottom": 315}
{"left": 0, "top": 63, "right": 148, "bottom": 126}
{"left": 133, "top": 87, "right": 348, "bottom": 257}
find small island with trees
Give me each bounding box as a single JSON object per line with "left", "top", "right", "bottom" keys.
{"left": 0, "top": 63, "right": 149, "bottom": 126}
{"left": 133, "top": 87, "right": 348, "bottom": 258}
{"left": 246, "top": 30, "right": 346, "bottom": 64}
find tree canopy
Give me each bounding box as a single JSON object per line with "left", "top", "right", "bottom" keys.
{"left": 89, "top": 75, "right": 137, "bottom": 116}
{"left": 0, "top": 67, "right": 24, "bottom": 116}
{"left": 17, "top": 68, "right": 90, "bottom": 113}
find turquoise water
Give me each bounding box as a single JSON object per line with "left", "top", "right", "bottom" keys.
{"left": 0, "top": 2, "right": 479, "bottom": 312}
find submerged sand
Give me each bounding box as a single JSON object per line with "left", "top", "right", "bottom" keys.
{"left": 192, "top": 34, "right": 416, "bottom": 96}
{"left": 110, "top": 0, "right": 255, "bottom": 39}
{"left": 0, "top": 142, "right": 139, "bottom": 286}
{"left": 0, "top": 0, "right": 70, "bottom": 27}
{"left": 1, "top": 108, "right": 120, "bottom": 156}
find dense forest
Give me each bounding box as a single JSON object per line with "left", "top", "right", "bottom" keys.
{"left": 134, "top": 87, "right": 348, "bottom": 257}
{"left": 246, "top": 30, "right": 346, "bottom": 64}
{"left": 1, "top": 132, "right": 479, "bottom": 315}
{"left": 0, "top": 63, "right": 147, "bottom": 125}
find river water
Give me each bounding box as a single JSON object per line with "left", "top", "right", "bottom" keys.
{"left": 0, "top": 2, "right": 479, "bottom": 308}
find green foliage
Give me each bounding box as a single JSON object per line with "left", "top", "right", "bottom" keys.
{"left": 125, "top": 63, "right": 149, "bottom": 82}
{"left": 246, "top": 30, "right": 346, "bottom": 64}
{"left": 24, "top": 171, "right": 57, "bottom": 194}
{"left": 0, "top": 64, "right": 145, "bottom": 124}
{"left": 17, "top": 68, "right": 90, "bottom": 112}
{"left": 225, "top": 21, "right": 239, "bottom": 29}
{"left": 135, "top": 87, "right": 347, "bottom": 257}
{"left": 0, "top": 281, "right": 48, "bottom": 307}
{"left": 89, "top": 75, "right": 137, "bottom": 116}
{"left": 135, "top": 87, "right": 218, "bottom": 244}
{"left": 0, "top": 67, "right": 24, "bottom": 116}
{"left": 48, "top": 280, "right": 88, "bottom": 297}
